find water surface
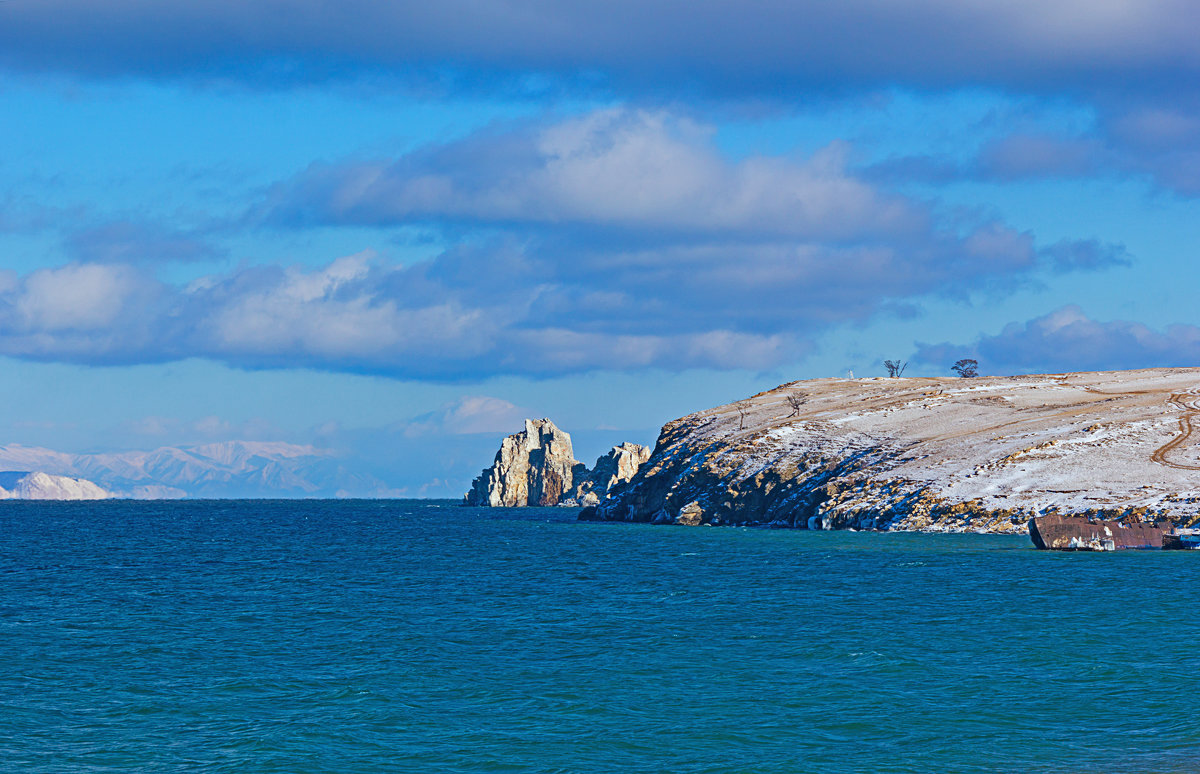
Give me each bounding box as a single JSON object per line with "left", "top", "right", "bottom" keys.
{"left": 2, "top": 500, "right": 1197, "bottom": 772}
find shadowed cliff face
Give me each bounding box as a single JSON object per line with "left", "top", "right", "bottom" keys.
{"left": 565, "top": 442, "right": 652, "bottom": 507}
{"left": 584, "top": 368, "right": 1200, "bottom": 532}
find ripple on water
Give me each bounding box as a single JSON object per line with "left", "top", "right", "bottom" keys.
{"left": 1, "top": 501, "right": 1198, "bottom": 772}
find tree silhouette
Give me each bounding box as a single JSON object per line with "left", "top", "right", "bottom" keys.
{"left": 883, "top": 359, "right": 907, "bottom": 378}
{"left": 951, "top": 358, "right": 979, "bottom": 378}
{"left": 785, "top": 392, "right": 808, "bottom": 417}
{"left": 736, "top": 401, "right": 749, "bottom": 429}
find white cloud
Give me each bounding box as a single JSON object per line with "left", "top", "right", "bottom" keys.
{"left": 267, "top": 110, "right": 923, "bottom": 241}
{"left": 403, "top": 395, "right": 528, "bottom": 437}
{"left": 17, "top": 263, "right": 137, "bottom": 331}
{"left": 916, "top": 305, "right": 1200, "bottom": 374}
{"left": 0, "top": 111, "right": 1132, "bottom": 378}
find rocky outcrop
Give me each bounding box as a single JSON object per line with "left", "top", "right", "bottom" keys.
{"left": 581, "top": 368, "right": 1200, "bottom": 532}
{"left": 465, "top": 423, "right": 653, "bottom": 507}
{"left": 465, "top": 419, "right": 583, "bottom": 507}
{"left": 565, "top": 442, "right": 652, "bottom": 506}
{"left": 0, "top": 471, "right": 112, "bottom": 500}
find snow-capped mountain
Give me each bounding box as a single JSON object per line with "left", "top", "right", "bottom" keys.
{"left": 0, "top": 441, "right": 393, "bottom": 499}
{"left": 0, "top": 471, "right": 112, "bottom": 500}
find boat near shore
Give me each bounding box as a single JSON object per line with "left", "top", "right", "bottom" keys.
{"left": 1029, "top": 514, "right": 1200, "bottom": 551}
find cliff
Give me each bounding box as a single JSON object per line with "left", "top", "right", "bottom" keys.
{"left": 565, "top": 443, "right": 652, "bottom": 506}
{"left": 582, "top": 368, "right": 1200, "bottom": 533}
{"left": 465, "top": 421, "right": 652, "bottom": 507}
{"left": 465, "top": 419, "right": 583, "bottom": 506}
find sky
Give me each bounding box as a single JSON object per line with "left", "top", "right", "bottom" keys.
{"left": 2, "top": 0, "right": 1199, "bottom": 496}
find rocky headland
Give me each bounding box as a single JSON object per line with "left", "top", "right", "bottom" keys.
{"left": 579, "top": 368, "right": 1200, "bottom": 533}
{"left": 464, "top": 419, "right": 650, "bottom": 507}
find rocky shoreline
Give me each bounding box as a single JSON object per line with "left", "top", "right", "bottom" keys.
{"left": 466, "top": 369, "right": 1200, "bottom": 533}
{"left": 579, "top": 368, "right": 1200, "bottom": 532}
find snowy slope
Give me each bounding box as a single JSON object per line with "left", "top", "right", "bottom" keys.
{"left": 589, "top": 368, "right": 1200, "bottom": 532}
{"left": 0, "top": 471, "right": 112, "bottom": 500}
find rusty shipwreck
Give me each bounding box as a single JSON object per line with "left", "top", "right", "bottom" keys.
{"left": 1028, "top": 514, "right": 1200, "bottom": 551}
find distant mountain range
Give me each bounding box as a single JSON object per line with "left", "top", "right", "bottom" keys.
{"left": 0, "top": 441, "right": 394, "bottom": 499}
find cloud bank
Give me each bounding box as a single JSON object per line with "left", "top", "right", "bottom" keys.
{"left": 0, "top": 110, "right": 1129, "bottom": 379}
{"left": 916, "top": 306, "right": 1200, "bottom": 375}
{"left": 870, "top": 101, "right": 1200, "bottom": 197}
{"left": 1, "top": 0, "right": 1198, "bottom": 99}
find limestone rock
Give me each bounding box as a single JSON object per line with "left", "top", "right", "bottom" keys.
{"left": 567, "top": 442, "right": 652, "bottom": 505}
{"left": 465, "top": 419, "right": 583, "bottom": 507}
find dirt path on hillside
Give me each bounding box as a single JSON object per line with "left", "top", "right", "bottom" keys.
{"left": 1150, "top": 392, "right": 1200, "bottom": 471}
{"left": 1071, "top": 382, "right": 1200, "bottom": 471}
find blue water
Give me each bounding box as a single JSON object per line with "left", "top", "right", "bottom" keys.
{"left": 3, "top": 500, "right": 1199, "bottom": 772}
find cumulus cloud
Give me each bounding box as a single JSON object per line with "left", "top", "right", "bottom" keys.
{"left": 0, "top": 0, "right": 1197, "bottom": 99}
{"left": 258, "top": 109, "right": 1123, "bottom": 325}
{"left": 915, "top": 305, "right": 1200, "bottom": 375}
{"left": 402, "top": 396, "right": 530, "bottom": 438}
{"left": 265, "top": 111, "right": 923, "bottom": 242}
{"left": 0, "top": 240, "right": 1119, "bottom": 379}
{"left": 0, "top": 253, "right": 804, "bottom": 377}
{"left": 0, "top": 263, "right": 171, "bottom": 363}
{"left": 0, "top": 110, "right": 1130, "bottom": 379}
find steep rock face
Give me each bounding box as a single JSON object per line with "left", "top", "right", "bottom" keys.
{"left": 465, "top": 419, "right": 583, "bottom": 507}
{"left": 567, "top": 443, "right": 652, "bottom": 506}
{"left": 583, "top": 368, "right": 1200, "bottom": 532}
{"left": 0, "top": 471, "right": 112, "bottom": 500}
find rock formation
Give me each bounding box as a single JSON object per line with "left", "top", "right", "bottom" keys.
{"left": 565, "top": 442, "right": 652, "bottom": 506}
{"left": 0, "top": 471, "right": 112, "bottom": 500}
{"left": 465, "top": 423, "right": 653, "bottom": 507}
{"left": 465, "top": 419, "right": 583, "bottom": 507}
{"left": 581, "top": 368, "right": 1200, "bottom": 533}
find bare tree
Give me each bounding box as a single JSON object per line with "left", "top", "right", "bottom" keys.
{"left": 785, "top": 391, "right": 808, "bottom": 417}
{"left": 952, "top": 358, "right": 979, "bottom": 378}
{"left": 883, "top": 359, "right": 908, "bottom": 378}
{"left": 736, "top": 401, "right": 749, "bottom": 429}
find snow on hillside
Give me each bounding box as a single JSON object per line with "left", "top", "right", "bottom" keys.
{"left": 590, "top": 367, "right": 1200, "bottom": 532}
{"left": 0, "top": 471, "right": 112, "bottom": 500}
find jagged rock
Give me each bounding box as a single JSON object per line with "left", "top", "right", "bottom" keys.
{"left": 585, "top": 368, "right": 1200, "bottom": 533}
{"left": 676, "top": 501, "right": 704, "bottom": 526}
{"left": 465, "top": 419, "right": 582, "bottom": 507}
{"left": 567, "top": 442, "right": 652, "bottom": 506}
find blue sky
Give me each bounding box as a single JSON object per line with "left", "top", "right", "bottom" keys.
{"left": 2, "top": 0, "right": 1199, "bottom": 496}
